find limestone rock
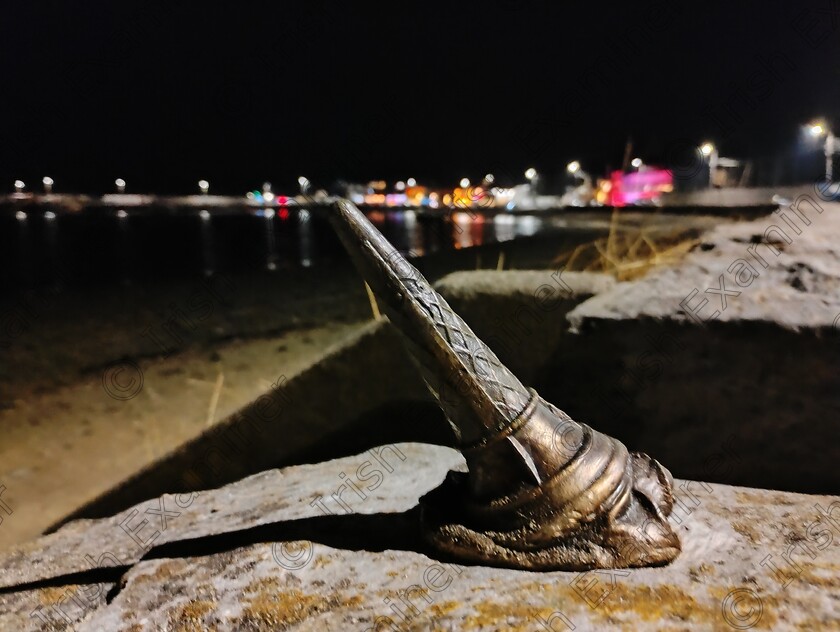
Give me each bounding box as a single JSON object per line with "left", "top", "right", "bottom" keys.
{"left": 0, "top": 444, "right": 838, "bottom": 630}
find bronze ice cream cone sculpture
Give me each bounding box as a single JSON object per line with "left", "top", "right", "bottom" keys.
{"left": 329, "top": 200, "right": 681, "bottom": 571}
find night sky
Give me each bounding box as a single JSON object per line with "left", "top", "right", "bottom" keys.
{"left": 2, "top": 1, "right": 839, "bottom": 193}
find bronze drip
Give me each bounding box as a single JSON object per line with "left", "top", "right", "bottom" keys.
{"left": 329, "top": 200, "right": 680, "bottom": 571}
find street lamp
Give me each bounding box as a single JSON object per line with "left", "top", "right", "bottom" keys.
{"left": 807, "top": 120, "right": 835, "bottom": 182}
{"left": 14, "top": 180, "right": 25, "bottom": 193}
{"left": 525, "top": 168, "right": 540, "bottom": 206}
{"left": 566, "top": 161, "right": 592, "bottom": 192}
{"left": 42, "top": 176, "right": 54, "bottom": 194}
{"left": 484, "top": 173, "right": 495, "bottom": 185}
{"left": 262, "top": 182, "right": 275, "bottom": 202}
{"left": 459, "top": 177, "right": 470, "bottom": 188}
{"left": 115, "top": 178, "right": 126, "bottom": 193}
{"left": 298, "top": 176, "right": 311, "bottom": 195}
{"left": 406, "top": 177, "right": 417, "bottom": 187}
{"left": 198, "top": 179, "right": 210, "bottom": 194}
{"left": 631, "top": 157, "right": 643, "bottom": 169}
{"left": 700, "top": 142, "right": 718, "bottom": 187}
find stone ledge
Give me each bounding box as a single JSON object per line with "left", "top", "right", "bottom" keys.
{"left": 549, "top": 203, "right": 840, "bottom": 494}
{"left": 0, "top": 444, "right": 837, "bottom": 630}
{"left": 568, "top": 201, "right": 840, "bottom": 329}
{"left": 434, "top": 270, "right": 615, "bottom": 384}
{"left": 434, "top": 270, "right": 615, "bottom": 302}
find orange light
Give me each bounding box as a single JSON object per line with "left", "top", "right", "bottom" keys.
{"left": 364, "top": 193, "right": 386, "bottom": 205}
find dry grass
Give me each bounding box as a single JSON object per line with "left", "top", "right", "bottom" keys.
{"left": 553, "top": 208, "right": 698, "bottom": 281}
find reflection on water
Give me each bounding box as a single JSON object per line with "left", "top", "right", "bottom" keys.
{"left": 0, "top": 205, "right": 556, "bottom": 290}
{"left": 260, "top": 209, "right": 278, "bottom": 272}
{"left": 298, "top": 208, "right": 313, "bottom": 268}
{"left": 199, "top": 209, "right": 215, "bottom": 276}
{"left": 366, "top": 209, "right": 547, "bottom": 255}
{"left": 492, "top": 214, "right": 544, "bottom": 242}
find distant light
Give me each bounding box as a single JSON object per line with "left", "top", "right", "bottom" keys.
{"left": 198, "top": 180, "right": 210, "bottom": 194}
{"left": 199, "top": 209, "right": 210, "bottom": 220}
{"left": 566, "top": 161, "right": 580, "bottom": 174}
{"left": 484, "top": 173, "right": 495, "bottom": 184}
{"left": 246, "top": 191, "right": 256, "bottom": 200}
{"left": 14, "top": 180, "right": 25, "bottom": 191}
{"left": 115, "top": 178, "right": 126, "bottom": 190}
{"left": 406, "top": 177, "right": 417, "bottom": 187}
{"left": 42, "top": 176, "right": 54, "bottom": 186}
{"left": 631, "top": 158, "right": 643, "bottom": 168}
{"left": 808, "top": 123, "right": 826, "bottom": 138}
{"left": 298, "top": 209, "right": 310, "bottom": 222}
{"left": 264, "top": 208, "right": 275, "bottom": 219}
{"left": 459, "top": 178, "right": 470, "bottom": 188}
{"left": 117, "top": 209, "right": 128, "bottom": 219}
{"left": 525, "top": 167, "right": 538, "bottom": 180}
{"left": 262, "top": 181, "right": 272, "bottom": 193}
{"left": 395, "top": 180, "right": 406, "bottom": 191}
{"left": 15, "top": 211, "right": 27, "bottom": 221}
{"left": 44, "top": 211, "right": 56, "bottom": 220}
{"left": 263, "top": 191, "right": 275, "bottom": 202}
{"left": 700, "top": 142, "right": 715, "bottom": 157}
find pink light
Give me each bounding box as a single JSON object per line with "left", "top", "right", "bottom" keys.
{"left": 608, "top": 168, "right": 672, "bottom": 207}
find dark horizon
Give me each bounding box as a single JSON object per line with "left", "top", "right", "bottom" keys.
{"left": 2, "top": 1, "right": 838, "bottom": 193}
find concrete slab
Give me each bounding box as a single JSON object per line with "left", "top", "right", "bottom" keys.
{"left": 48, "top": 320, "right": 443, "bottom": 529}
{"left": 434, "top": 271, "right": 614, "bottom": 384}
{"left": 548, "top": 196, "right": 840, "bottom": 494}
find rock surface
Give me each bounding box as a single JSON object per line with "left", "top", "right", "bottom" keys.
{"left": 0, "top": 584, "right": 114, "bottom": 631}
{"left": 538, "top": 195, "right": 840, "bottom": 495}
{"left": 568, "top": 198, "right": 840, "bottom": 328}
{"left": 0, "top": 443, "right": 837, "bottom": 630}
